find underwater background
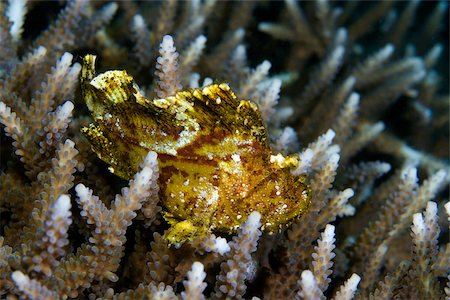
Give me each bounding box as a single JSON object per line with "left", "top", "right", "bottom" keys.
{"left": 0, "top": 1, "right": 449, "bottom": 299}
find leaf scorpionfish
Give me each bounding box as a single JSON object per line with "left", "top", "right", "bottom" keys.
{"left": 81, "top": 55, "right": 311, "bottom": 245}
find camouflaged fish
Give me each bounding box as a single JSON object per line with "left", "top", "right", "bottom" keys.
{"left": 81, "top": 55, "right": 311, "bottom": 245}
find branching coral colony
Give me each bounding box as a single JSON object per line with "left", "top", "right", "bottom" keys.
{"left": 0, "top": 1, "right": 448, "bottom": 299}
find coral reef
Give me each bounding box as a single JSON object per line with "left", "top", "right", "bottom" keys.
{"left": 0, "top": 1, "right": 448, "bottom": 299}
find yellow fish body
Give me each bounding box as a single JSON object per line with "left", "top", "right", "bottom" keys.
{"left": 81, "top": 55, "right": 310, "bottom": 244}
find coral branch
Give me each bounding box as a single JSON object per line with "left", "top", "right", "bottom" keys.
{"left": 332, "top": 274, "right": 361, "bottom": 300}
{"left": 182, "top": 262, "right": 207, "bottom": 300}
{"left": 311, "top": 224, "right": 336, "bottom": 292}
{"left": 213, "top": 211, "right": 262, "bottom": 299}
{"left": 154, "top": 35, "right": 182, "bottom": 98}
{"left": 12, "top": 271, "right": 58, "bottom": 300}
{"left": 297, "top": 270, "right": 324, "bottom": 300}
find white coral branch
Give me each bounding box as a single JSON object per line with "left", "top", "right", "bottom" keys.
{"left": 6, "top": 0, "right": 27, "bottom": 41}
{"left": 292, "top": 129, "right": 338, "bottom": 176}
{"left": 28, "top": 194, "right": 73, "bottom": 276}
{"left": 75, "top": 184, "right": 107, "bottom": 227}
{"left": 182, "top": 262, "right": 207, "bottom": 300}
{"left": 154, "top": 35, "right": 182, "bottom": 98}
{"left": 317, "top": 188, "right": 355, "bottom": 228}
{"left": 28, "top": 52, "right": 80, "bottom": 130}
{"left": 311, "top": 224, "right": 336, "bottom": 292}
{"left": 352, "top": 44, "right": 394, "bottom": 88}
{"left": 40, "top": 101, "right": 74, "bottom": 150}
{"left": 190, "top": 234, "right": 230, "bottom": 255}
{"left": 0, "top": 101, "right": 25, "bottom": 141}
{"left": 342, "top": 122, "right": 385, "bottom": 163}
{"left": 332, "top": 273, "right": 361, "bottom": 300}
{"left": 298, "top": 270, "right": 324, "bottom": 300}
{"left": 12, "top": 271, "right": 58, "bottom": 300}
{"left": 310, "top": 152, "right": 340, "bottom": 212}
{"left": 333, "top": 92, "right": 360, "bottom": 146}
{"left": 256, "top": 78, "right": 281, "bottom": 124}
{"left": 239, "top": 60, "right": 271, "bottom": 99}
{"left": 214, "top": 211, "right": 262, "bottom": 299}
{"left": 272, "top": 126, "right": 300, "bottom": 154}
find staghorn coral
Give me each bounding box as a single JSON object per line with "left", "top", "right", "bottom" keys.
{"left": 0, "top": 1, "right": 449, "bottom": 299}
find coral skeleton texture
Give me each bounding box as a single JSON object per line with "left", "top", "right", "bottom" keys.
{"left": 0, "top": 1, "right": 448, "bottom": 299}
